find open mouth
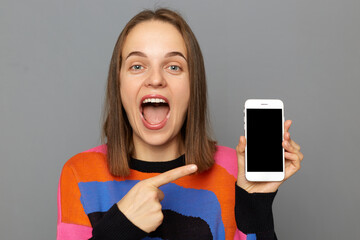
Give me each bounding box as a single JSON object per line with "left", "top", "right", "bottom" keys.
{"left": 140, "top": 95, "right": 170, "bottom": 129}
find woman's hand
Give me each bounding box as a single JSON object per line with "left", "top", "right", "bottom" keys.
{"left": 236, "top": 120, "right": 303, "bottom": 193}
{"left": 117, "top": 164, "right": 198, "bottom": 233}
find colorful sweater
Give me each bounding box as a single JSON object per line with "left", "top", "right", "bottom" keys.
{"left": 57, "top": 145, "right": 277, "bottom": 240}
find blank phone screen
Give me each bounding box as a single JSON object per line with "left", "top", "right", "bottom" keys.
{"left": 246, "top": 109, "right": 283, "bottom": 172}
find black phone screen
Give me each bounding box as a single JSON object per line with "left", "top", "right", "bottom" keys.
{"left": 246, "top": 109, "right": 283, "bottom": 172}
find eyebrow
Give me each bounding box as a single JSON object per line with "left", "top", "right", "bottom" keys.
{"left": 125, "top": 51, "right": 147, "bottom": 60}
{"left": 165, "top": 51, "right": 187, "bottom": 61}
{"left": 125, "top": 51, "right": 187, "bottom": 61}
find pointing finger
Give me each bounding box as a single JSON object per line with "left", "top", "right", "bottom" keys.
{"left": 148, "top": 164, "right": 198, "bottom": 188}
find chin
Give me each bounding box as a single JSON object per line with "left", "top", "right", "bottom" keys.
{"left": 139, "top": 128, "right": 180, "bottom": 147}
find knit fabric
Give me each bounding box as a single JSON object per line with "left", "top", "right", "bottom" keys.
{"left": 57, "top": 145, "right": 277, "bottom": 240}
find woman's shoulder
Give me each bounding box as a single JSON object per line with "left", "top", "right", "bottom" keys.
{"left": 62, "top": 144, "right": 109, "bottom": 178}
{"left": 213, "top": 145, "right": 238, "bottom": 179}
{"left": 82, "top": 144, "right": 108, "bottom": 154}
{"left": 214, "top": 145, "right": 236, "bottom": 157}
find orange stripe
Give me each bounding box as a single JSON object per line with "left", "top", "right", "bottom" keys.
{"left": 60, "top": 164, "right": 91, "bottom": 226}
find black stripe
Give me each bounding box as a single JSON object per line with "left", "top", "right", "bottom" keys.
{"left": 129, "top": 155, "right": 185, "bottom": 173}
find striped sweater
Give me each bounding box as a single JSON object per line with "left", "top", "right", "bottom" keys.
{"left": 57, "top": 145, "right": 277, "bottom": 240}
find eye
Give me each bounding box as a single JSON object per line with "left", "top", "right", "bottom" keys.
{"left": 130, "top": 65, "right": 144, "bottom": 71}
{"left": 167, "top": 65, "right": 181, "bottom": 71}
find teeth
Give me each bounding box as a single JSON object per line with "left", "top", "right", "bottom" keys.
{"left": 142, "top": 98, "right": 166, "bottom": 104}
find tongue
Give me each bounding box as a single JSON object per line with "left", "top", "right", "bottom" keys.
{"left": 143, "top": 105, "right": 169, "bottom": 124}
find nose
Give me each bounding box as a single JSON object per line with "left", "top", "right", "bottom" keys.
{"left": 144, "top": 67, "right": 166, "bottom": 88}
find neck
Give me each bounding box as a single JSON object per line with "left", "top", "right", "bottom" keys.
{"left": 132, "top": 134, "right": 184, "bottom": 162}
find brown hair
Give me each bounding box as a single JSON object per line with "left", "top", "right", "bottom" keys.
{"left": 101, "top": 8, "right": 216, "bottom": 177}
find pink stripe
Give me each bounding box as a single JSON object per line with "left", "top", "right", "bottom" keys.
{"left": 234, "top": 228, "right": 248, "bottom": 240}
{"left": 214, "top": 145, "right": 238, "bottom": 178}
{"left": 57, "top": 222, "right": 92, "bottom": 240}
{"left": 57, "top": 180, "right": 62, "bottom": 226}
{"left": 83, "top": 144, "right": 107, "bottom": 154}
{"left": 57, "top": 176, "right": 92, "bottom": 239}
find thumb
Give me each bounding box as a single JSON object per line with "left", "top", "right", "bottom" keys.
{"left": 157, "top": 189, "right": 165, "bottom": 202}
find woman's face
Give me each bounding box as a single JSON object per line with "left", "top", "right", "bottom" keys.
{"left": 120, "top": 20, "right": 190, "bottom": 151}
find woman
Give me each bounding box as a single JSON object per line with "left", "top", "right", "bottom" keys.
{"left": 57, "top": 8, "right": 303, "bottom": 240}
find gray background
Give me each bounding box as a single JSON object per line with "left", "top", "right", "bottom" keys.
{"left": 1, "top": 0, "right": 359, "bottom": 239}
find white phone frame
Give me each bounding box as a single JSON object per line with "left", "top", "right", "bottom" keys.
{"left": 244, "top": 99, "right": 285, "bottom": 182}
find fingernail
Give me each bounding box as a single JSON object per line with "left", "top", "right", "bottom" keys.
{"left": 189, "top": 165, "right": 198, "bottom": 171}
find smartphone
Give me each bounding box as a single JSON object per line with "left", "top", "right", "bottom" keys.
{"left": 244, "top": 99, "right": 285, "bottom": 181}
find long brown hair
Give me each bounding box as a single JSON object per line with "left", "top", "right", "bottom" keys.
{"left": 101, "top": 8, "right": 216, "bottom": 177}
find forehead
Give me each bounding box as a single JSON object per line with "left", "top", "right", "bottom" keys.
{"left": 122, "top": 20, "right": 187, "bottom": 58}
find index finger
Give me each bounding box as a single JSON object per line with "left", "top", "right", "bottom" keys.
{"left": 147, "top": 164, "right": 198, "bottom": 188}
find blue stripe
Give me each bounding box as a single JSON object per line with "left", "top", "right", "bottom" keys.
{"left": 247, "top": 233, "right": 257, "bottom": 240}
{"left": 79, "top": 180, "right": 138, "bottom": 213}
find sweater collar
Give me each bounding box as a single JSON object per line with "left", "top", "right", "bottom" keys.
{"left": 129, "top": 155, "right": 185, "bottom": 173}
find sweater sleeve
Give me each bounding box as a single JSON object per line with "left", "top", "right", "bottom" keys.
{"left": 57, "top": 163, "right": 148, "bottom": 240}
{"left": 90, "top": 204, "right": 148, "bottom": 240}
{"left": 234, "top": 182, "right": 278, "bottom": 240}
